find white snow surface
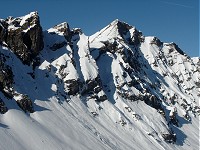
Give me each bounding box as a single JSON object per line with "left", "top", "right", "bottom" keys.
{"left": 77, "top": 33, "right": 99, "bottom": 81}
{"left": 0, "top": 14, "right": 199, "bottom": 150}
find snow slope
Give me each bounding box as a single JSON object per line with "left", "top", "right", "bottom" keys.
{"left": 0, "top": 12, "right": 199, "bottom": 150}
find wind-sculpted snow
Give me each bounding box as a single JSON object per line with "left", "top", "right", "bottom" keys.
{"left": 0, "top": 12, "right": 199, "bottom": 150}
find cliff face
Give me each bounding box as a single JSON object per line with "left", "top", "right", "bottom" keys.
{"left": 0, "top": 12, "right": 199, "bottom": 150}
{"left": 0, "top": 12, "right": 43, "bottom": 65}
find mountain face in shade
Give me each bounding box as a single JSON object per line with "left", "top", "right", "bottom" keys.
{"left": 0, "top": 12, "right": 199, "bottom": 150}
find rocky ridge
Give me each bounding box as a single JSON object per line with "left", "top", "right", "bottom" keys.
{"left": 0, "top": 12, "right": 199, "bottom": 150}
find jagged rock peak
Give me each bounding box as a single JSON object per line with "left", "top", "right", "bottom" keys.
{"left": 90, "top": 19, "right": 143, "bottom": 45}
{"left": 50, "top": 22, "right": 70, "bottom": 34}
{"left": 105, "top": 19, "right": 136, "bottom": 38}
{"left": 92, "top": 20, "right": 144, "bottom": 48}
{"left": 48, "top": 22, "right": 72, "bottom": 41}
{"left": 110, "top": 19, "right": 134, "bottom": 30}
{"left": 0, "top": 11, "right": 44, "bottom": 65}
{"left": 53, "top": 22, "right": 69, "bottom": 31}
{"left": 5, "top": 11, "right": 40, "bottom": 29}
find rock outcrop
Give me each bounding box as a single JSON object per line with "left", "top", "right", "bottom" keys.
{"left": 1, "top": 12, "right": 43, "bottom": 65}
{"left": 16, "top": 94, "right": 34, "bottom": 113}
{"left": 0, "top": 54, "right": 14, "bottom": 98}
{"left": 0, "top": 22, "right": 6, "bottom": 44}
{"left": 53, "top": 22, "right": 71, "bottom": 42}
{"left": 0, "top": 98, "right": 7, "bottom": 114}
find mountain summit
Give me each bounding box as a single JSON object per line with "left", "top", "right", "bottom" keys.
{"left": 0, "top": 12, "right": 199, "bottom": 150}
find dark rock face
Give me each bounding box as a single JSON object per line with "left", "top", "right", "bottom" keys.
{"left": 166, "top": 42, "right": 185, "bottom": 55}
{"left": 65, "top": 79, "right": 80, "bottom": 95}
{"left": 86, "top": 76, "right": 101, "bottom": 92}
{"left": 53, "top": 22, "right": 71, "bottom": 42}
{"left": 150, "top": 37, "right": 163, "bottom": 47}
{"left": 16, "top": 95, "right": 34, "bottom": 113}
{"left": 130, "top": 28, "right": 144, "bottom": 45}
{"left": 58, "top": 63, "right": 80, "bottom": 96}
{"left": 0, "top": 55, "right": 14, "bottom": 98}
{"left": 0, "top": 22, "right": 6, "bottom": 44}
{"left": 101, "top": 40, "right": 118, "bottom": 54}
{"left": 116, "top": 21, "right": 132, "bottom": 38}
{"left": 0, "top": 98, "right": 8, "bottom": 114}
{"left": 162, "top": 132, "right": 176, "bottom": 143}
{"left": 1, "top": 12, "right": 44, "bottom": 65}
{"left": 169, "top": 111, "right": 179, "bottom": 127}
{"left": 82, "top": 76, "right": 101, "bottom": 94}
{"left": 80, "top": 76, "right": 107, "bottom": 102}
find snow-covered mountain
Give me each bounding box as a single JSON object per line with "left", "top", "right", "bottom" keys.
{"left": 0, "top": 12, "right": 199, "bottom": 150}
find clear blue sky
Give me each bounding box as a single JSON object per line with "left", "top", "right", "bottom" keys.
{"left": 1, "top": 0, "right": 199, "bottom": 57}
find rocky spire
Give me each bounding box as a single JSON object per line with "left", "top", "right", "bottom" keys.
{"left": 1, "top": 11, "right": 44, "bottom": 65}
